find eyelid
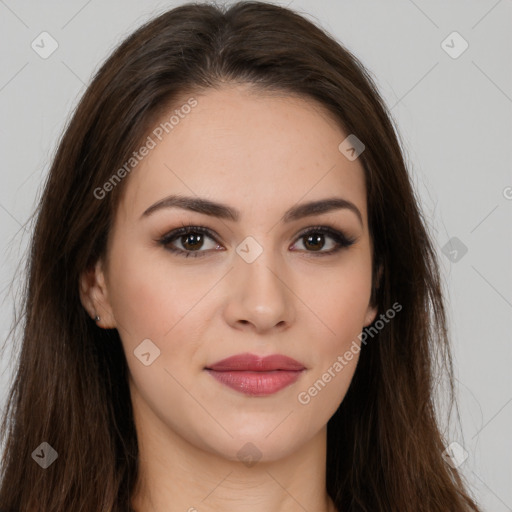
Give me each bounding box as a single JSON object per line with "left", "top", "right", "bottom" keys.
{"left": 157, "top": 223, "right": 356, "bottom": 258}
{"left": 290, "top": 224, "right": 356, "bottom": 254}
{"left": 158, "top": 225, "right": 221, "bottom": 258}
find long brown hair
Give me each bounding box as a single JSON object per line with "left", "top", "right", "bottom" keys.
{"left": 0, "top": 2, "right": 481, "bottom": 510}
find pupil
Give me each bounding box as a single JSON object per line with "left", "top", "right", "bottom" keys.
{"left": 180, "top": 232, "right": 325, "bottom": 252}
{"left": 305, "top": 233, "right": 323, "bottom": 251}
{"left": 183, "top": 233, "right": 203, "bottom": 250}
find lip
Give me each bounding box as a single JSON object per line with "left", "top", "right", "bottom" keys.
{"left": 205, "top": 353, "right": 306, "bottom": 396}
{"left": 207, "top": 353, "right": 305, "bottom": 372}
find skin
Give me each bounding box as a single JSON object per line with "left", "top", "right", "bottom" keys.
{"left": 80, "top": 83, "right": 377, "bottom": 512}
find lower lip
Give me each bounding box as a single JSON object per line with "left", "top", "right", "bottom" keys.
{"left": 205, "top": 369, "right": 304, "bottom": 396}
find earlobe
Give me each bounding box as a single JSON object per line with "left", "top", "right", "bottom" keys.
{"left": 363, "top": 303, "right": 378, "bottom": 327}
{"left": 78, "top": 259, "right": 116, "bottom": 328}
{"left": 364, "top": 262, "right": 383, "bottom": 326}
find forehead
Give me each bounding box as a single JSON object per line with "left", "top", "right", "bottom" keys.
{"left": 117, "top": 84, "right": 367, "bottom": 224}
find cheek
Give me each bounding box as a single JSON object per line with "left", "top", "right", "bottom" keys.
{"left": 303, "top": 254, "right": 373, "bottom": 342}
{"left": 295, "top": 252, "right": 371, "bottom": 405}
{"left": 107, "top": 243, "right": 207, "bottom": 343}
{"left": 296, "top": 274, "right": 366, "bottom": 416}
{"left": 108, "top": 252, "right": 207, "bottom": 405}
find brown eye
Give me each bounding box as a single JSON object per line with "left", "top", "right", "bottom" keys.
{"left": 159, "top": 226, "right": 222, "bottom": 258}
{"left": 180, "top": 232, "right": 205, "bottom": 251}
{"left": 291, "top": 226, "right": 356, "bottom": 255}
{"left": 159, "top": 224, "right": 355, "bottom": 259}
{"left": 302, "top": 232, "right": 328, "bottom": 251}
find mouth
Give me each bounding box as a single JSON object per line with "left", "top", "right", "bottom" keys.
{"left": 204, "top": 353, "right": 306, "bottom": 396}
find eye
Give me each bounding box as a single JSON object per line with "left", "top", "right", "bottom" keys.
{"left": 158, "top": 224, "right": 356, "bottom": 258}
{"left": 158, "top": 225, "right": 222, "bottom": 258}
{"left": 290, "top": 225, "right": 356, "bottom": 256}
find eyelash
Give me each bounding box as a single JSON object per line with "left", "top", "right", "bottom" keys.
{"left": 157, "top": 224, "right": 356, "bottom": 259}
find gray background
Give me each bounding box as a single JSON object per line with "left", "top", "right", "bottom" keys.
{"left": 0, "top": 0, "right": 511, "bottom": 510}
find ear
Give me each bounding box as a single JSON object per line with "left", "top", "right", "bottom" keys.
{"left": 364, "top": 262, "right": 383, "bottom": 327}
{"left": 363, "top": 302, "right": 378, "bottom": 327}
{"left": 79, "top": 259, "right": 117, "bottom": 328}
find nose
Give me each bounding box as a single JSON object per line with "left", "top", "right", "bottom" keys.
{"left": 223, "top": 244, "right": 295, "bottom": 334}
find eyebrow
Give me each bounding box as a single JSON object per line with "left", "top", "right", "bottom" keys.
{"left": 141, "top": 194, "right": 363, "bottom": 226}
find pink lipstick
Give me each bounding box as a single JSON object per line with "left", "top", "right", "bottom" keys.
{"left": 205, "top": 353, "right": 305, "bottom": 396}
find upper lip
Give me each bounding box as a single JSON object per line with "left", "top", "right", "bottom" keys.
{"left": 206, "top": 353, "right": 306, "bottom": 372}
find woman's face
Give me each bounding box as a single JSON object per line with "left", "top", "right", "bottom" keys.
{"left": 88, "top": 84, "right": 377, "bottom": 462}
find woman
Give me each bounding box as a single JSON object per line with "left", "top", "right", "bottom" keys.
{"left": 0, "top": 2, "right": 481, "bottom": 511}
